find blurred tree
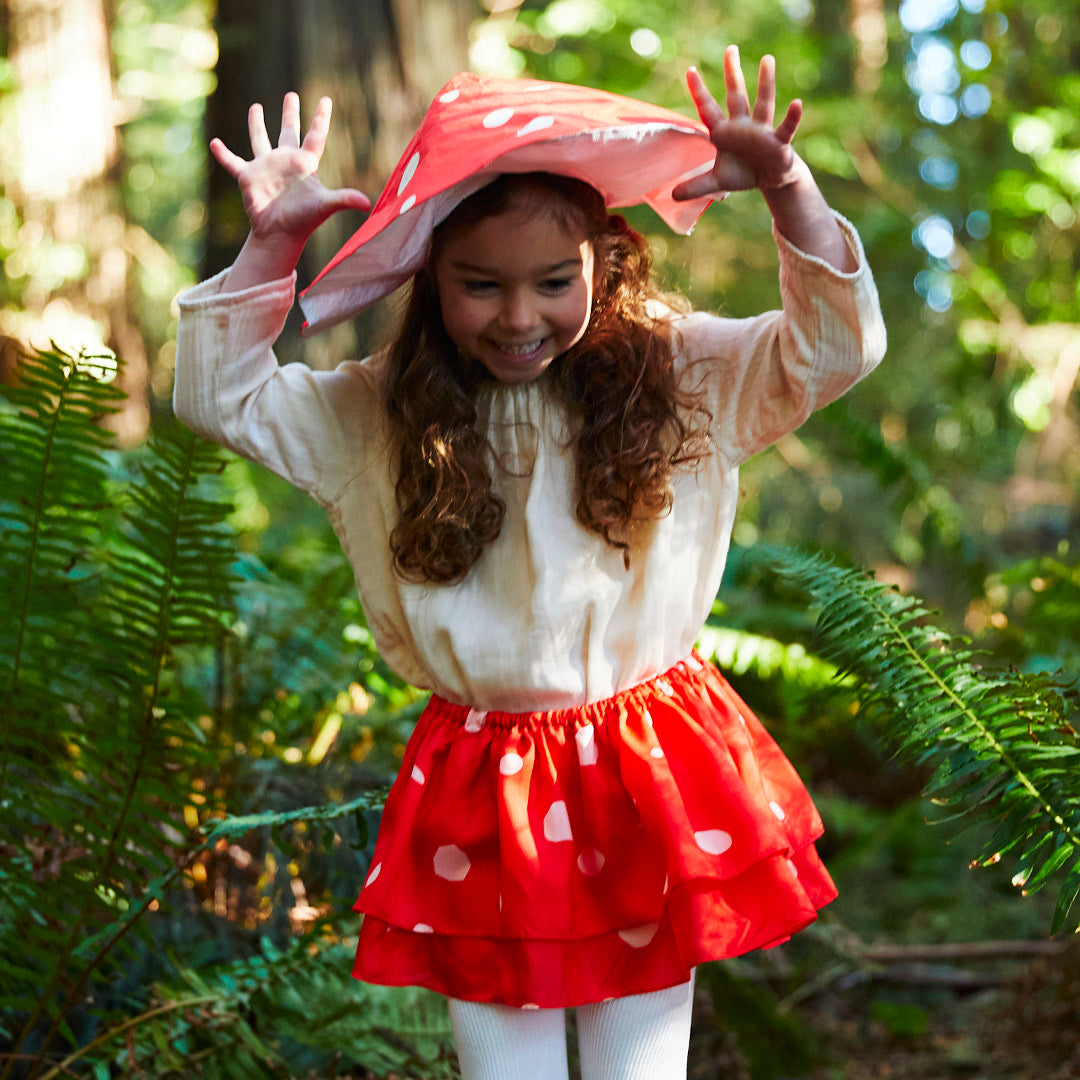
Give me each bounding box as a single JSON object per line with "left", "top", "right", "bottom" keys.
{"left": 205, "top": 0, "right": 477, "bottom": 368}
{"left": 110, "top": 0, "right": 219, "bottom": 416}
{"left": 0, "top": 0, "right": 150, "bottom": 442}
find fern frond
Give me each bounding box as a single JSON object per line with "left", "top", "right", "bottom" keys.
{"left": 763, "top": 547, "right": 1080, "bottom": 933}
{"left": 64, "top": 935, "right": 455, "bottom": 1080}
{"left": 0, "top": 345, "right": 124, "bottom": 775}
{"left": 1, "top": 402, "right": 243, "bottom": 1076}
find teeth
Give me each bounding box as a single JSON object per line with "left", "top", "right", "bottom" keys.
{"left": 496, "top": 340, "right": 543, "bottom": 355}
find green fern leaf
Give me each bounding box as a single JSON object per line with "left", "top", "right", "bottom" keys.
{"left": 764, "top": 546, "right": 1080, "bottom": 934}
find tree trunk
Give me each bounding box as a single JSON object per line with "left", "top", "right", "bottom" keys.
{"left": 205, "top": 0, "right": 474, "bottom": 368}
{"left": 1, "top": 0, "right": 150, "bottom": 443}
{"left": 849, "top": 0, "right": 887, "bottom": 95}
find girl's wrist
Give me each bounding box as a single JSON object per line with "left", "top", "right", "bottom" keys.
{"left": 759, "top": 155, "right": 817, "bottom": 220}
{"left": 222, "top": 231, "right": 305, "bottom": 292}
{"left": 761, "top": 159, "right": 857, "bottom": 272}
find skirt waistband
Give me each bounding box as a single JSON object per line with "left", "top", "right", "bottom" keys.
{"left": 430, "top": 652, "right": 711, "bottom": 732}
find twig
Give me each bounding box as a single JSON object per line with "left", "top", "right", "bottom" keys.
{"left": 862, "top": 939, "right": 1064, "bottom": 963}
{"left": 776, "top": 936, "right": 1066, "bottom": 1011}
{"left": 36, "top": 996, "right": 219, "bottom": 1080}
{"left": 0, "top": 1057, "right": 80, "bottom": 1080}
{"left": 865, "top": 963, "right": 1021, "bottom": 989}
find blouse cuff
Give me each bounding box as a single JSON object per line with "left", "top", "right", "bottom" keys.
{"left": 176, "top": 267, "right": 297, "bottom": 314}
{"left": 771, "top": 211, "right": 868, "bottom": 282}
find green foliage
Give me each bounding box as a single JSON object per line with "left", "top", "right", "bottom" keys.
{"left": 84, "top": 937, "right": 457, "bottom": 1080}
{"left": 981, "top": 552, "right": 1080, "bottom": 681}
{"left": 763, "top": 547, "right": 1080, "bottom": 933}
{"left": 112, "top": 0, "right": 218, "bottom": 379}
{"left": 0, "top": 347, "right": 124, "bottom": 717}
{"left": 697, "top": 623, "right": 843, "bottom": 692}
{"left": 870, "top": 998, "right": 929, "bottom": 1039}
{"left": 0, "top": 344, "right": 238, "bottom": 1073}
{"left": 0, "top": 342, "right": 451, "bottom": 1080}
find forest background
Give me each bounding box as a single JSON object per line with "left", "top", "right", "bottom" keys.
{"left": 1, "top": 0, "right": 1079, "bottom": 1077}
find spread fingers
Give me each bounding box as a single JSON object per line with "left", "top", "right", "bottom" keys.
{"left": 209, "top": 137, "right": 247, "bottom": 177}
{"left": 685, "top": 67, "right": 726, "bottom": 131}
{"left": 753, "top": 55, "right": 776, "bottom": 127}
{"left": 248, "top": 103, "right": 273, "bottom": 156}
{"left": 279, "top": 91, "right": 302, "bottom": 149}
{"left": 724, "top": 45, "right": 751, "bottom": 119}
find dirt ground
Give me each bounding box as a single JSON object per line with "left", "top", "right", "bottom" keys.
{"left": 688, "top": 941, "right": 1080, "bottom": 1080}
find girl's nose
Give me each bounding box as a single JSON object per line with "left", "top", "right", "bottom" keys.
{"left": 499, "top": 290, "right": 540, "bottom": 332}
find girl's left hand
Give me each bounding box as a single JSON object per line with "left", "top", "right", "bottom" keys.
{"left": 672, "top": 45, "right": 806, "bottom": 200}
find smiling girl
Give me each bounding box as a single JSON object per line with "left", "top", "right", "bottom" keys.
{"left": 174, "top": 49, "right": 886, "bottom": 1080}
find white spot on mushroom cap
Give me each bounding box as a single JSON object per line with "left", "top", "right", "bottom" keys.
{"left": 517, "top": 114, "right": 555, "bottom": 137}
{"left": 397, "top": 151, "right": 420, "bottom": 195}
{"left": 482, "top": 107, "right": 515, "bottom": 128}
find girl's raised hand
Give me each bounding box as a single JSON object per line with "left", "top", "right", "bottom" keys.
{"left": 211, "top": 93, "right": 370, "bottom": 243}
{"left": 672, "top": 46, "right": 805, "bottom": 201}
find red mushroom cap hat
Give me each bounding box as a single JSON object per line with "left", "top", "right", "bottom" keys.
{"left": 298, "top": 71, "right": 720, "bottom": 335}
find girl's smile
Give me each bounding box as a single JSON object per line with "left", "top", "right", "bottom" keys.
{"left": 433, "top": 207, "right": 595, "bottom": 384}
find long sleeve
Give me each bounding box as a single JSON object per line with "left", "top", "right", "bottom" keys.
{"left": 173, "top": 269, "right": 388, "bottom": 507}
{"left": 674, "top": 213, "right": 886, "bottom": 467}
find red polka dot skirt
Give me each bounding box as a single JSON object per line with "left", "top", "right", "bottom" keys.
{"left": 352, "top": 652, "right": 836, "bottom": 1008}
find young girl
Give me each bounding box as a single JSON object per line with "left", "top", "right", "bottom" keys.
{"left": 175, "top": 47, "right": 885, "bottom": 1080}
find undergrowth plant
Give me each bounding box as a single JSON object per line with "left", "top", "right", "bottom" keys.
{"left": 0, "top": 346, "right": 425, "bottom": 1079}
{"left": 762, "top": 547, "right": 1080, "bottom": 932}
{"left": 1, "top": 346, "right": 238, "bottom": 1077}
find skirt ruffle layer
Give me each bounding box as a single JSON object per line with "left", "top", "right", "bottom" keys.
{"left": 352, "top": 653, "right": 836, "bottom": 1008}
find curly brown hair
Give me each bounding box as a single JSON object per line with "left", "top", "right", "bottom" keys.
{"left": 384, "top": 172, "right": 711, "bottom": 584}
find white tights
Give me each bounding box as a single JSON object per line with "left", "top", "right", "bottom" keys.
{"left": 447, "top": 973, "right": 695, "bottom": 1080}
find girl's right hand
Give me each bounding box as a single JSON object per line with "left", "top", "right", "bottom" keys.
{"left": 211, "top": 93, "right": 370, "bottom": 244}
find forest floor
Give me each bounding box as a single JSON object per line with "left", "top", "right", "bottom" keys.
{"left": 688, "top": 937, "right": 1080, "bottom": 1080}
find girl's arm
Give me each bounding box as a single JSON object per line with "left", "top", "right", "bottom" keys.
{"left": 173, "top": 95, "right": 377, "bottom": 504}
{"left": 673, "top": 47, "right": 856, "bottom": 273}
{"left": 670, "top": 47, "right": 884, "bottom": 464}
{"left": 673, "top": 218, "right": 885, "bottom": 467}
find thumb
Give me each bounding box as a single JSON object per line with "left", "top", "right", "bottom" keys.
{"left": 672, "top": 171, "right": 720, "bottom": 202}
{"left": 323, "top": 187, "right": 372, "bottom": 216}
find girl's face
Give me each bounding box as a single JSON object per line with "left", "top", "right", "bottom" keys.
{"left": 433, "top": 204, "right": 594, "bottom": 385}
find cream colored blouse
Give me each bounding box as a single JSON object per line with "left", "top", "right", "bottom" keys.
{"left": 174, "top": 215, "right": 886, "bottom": 712}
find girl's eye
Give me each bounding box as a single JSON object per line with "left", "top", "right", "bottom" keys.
{"left": 463, "top": 280, "right": 497, "bottom": 295}
{"left": 542, "top": 277, "right": 574, "bottom": 293}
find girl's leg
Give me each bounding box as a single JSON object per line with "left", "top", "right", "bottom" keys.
{"left": 448, "top": 998, "right": 570, "bottom": 1080}
{"left": 576, "top": 972, "right": 696, "bottom": 1080}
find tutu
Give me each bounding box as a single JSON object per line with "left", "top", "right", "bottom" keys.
{"left": 352, "top": 653, "right": 836, "bottom": 1008}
